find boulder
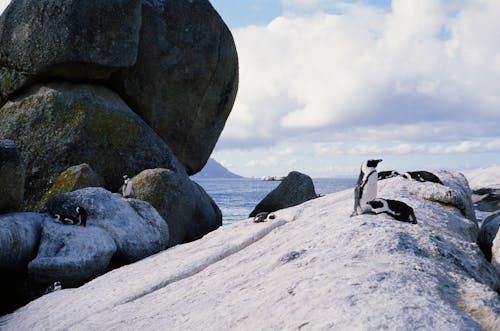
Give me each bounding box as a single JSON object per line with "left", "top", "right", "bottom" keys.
{"left": 46, "top": 187, "right": 168, "bottom": 264}
{"left": 249, "top": 171, "right": 317, "bottom": 217}
{"left": 111, "top": 0, "right": 239, "bottom": 175}
{"left": 472, "top": 188, "right": 500, "bottom": 212}
{"left": 28, "top": 220, "right": 116, "bottom": 287}
{"left": 36, "top": 163, "right": 104, "bottom": 211}
{"left": 478, "top": 213, "right": 500, "bottom": 261}
{"left": 0, "top": 67, "right": 36, "bottom": 107}
{"left": 0, "top": 0, "right": 141, "bottom": 80}
{"left": 0, "top": 213, "right": 47, "bottom": 275}
{"left": 491, "top": 230, "right": 500, "bottom": 276}
{"left": 0, "top": 82, "right": 185, "bottom": 210}
{"left": 130, "top": 168, "right": 222, "bottom": 247}
{"left": 0, "top": 140, "right": 25, "bottom": 213}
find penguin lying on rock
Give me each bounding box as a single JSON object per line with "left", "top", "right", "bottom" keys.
{"left": 53, "top": 206, "right": 87, "bottom": 227}
{"left": 378, "top": 170, "right": 400, "bottom": 180}
{"left": 253, "top": 212, "right": 276, "bottom": 223}
{"left": 400, "top": 171, "right": 442, "bottom": 185}
{"left": 367, "top": 198, "right": 417, "bottom": 224}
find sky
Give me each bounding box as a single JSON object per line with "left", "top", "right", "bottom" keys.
{"left": 1, "top": 0, "right": 499, "bottom": 178}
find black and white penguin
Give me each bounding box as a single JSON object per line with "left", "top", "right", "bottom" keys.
{"left": 253, "top": 212, "right": 276, "bottom": 223}
{"left": 367, "top": 198, "right": 417, "bottom": 224}
{"left": 53, "top": 206, "right": 87, "bottom": 227}
{"left": 351, "top": 159, "right": 382, "bottom": 216}
{"left": 400, "top": 171, "right": 442, "bottom": 184}
{"left": 44, "top": 281, "right": 62, "bottom": 294}
{"left": 122, "top": 175, "right": 134, "bottom": 198}
{"left": 378, "top": 170, "right": 400, "bottom": 180}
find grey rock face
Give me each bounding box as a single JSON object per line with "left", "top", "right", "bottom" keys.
{"left": 46, "top": 187, "right": 168, "bottom": 264}
{"left": 0, "top": 67, "right": 36, "bottom": 107}
{"left": 28, "top": 221, "right": 117, "bottom": 287}
{"left": 130, "top": 168, "right": 222, "bottom": 247}
{"left": 472, "top": 188, "right": 500, "bottom": 212}
{"left": 478, "top": 213, "right": 500, "bottom": 261}
{"left": 111, "top": 0, "right": 239, "bottom": 175}
{"left": 0, "top": 82, "right": 185, "bottom": 209}
{"left": 0, "top": 213, "right": 46, "bottom": 275}
{"left": 249, "top": 171, "right": 317, "bottom": 217}
{"left": 0, "top": 0, "right": 141, "bottom": 80}
{"left": 0, "top": 140, "right": 25, "bottom": 213}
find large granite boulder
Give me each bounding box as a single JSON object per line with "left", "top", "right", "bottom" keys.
{"left": 0, "top": 140, "right": 25, "bottom": 213}
{"left": 111, "top": 0, "right": 239, "bottom": 175}
{"left": 28, "top": 221, "right": 116, "bottom": 287}
{"left": 478, "top": 212, "right": 500, "bottom": 261}
{"left": 491, "top": 229, "right": 500, "bottom": 277}
{"left": 36, "top": 163, "right": 104, "bottom": 211}
{"left": 0, "top": 82, "right": 185, "bottom": 209}
{"left": 46, "top": 187, "right": 168, "bottom": 265}
{"left": 130, "top": 168, "right": 222, "bottom": 247}
{"left": 249, "top": 171, "right": 317, "bottom": 217}
{"left": 0, "top": 67, "right": 36, "bottom": 107}
{"left": 0, "top": 213, "right": 47, "bottom": 275}
{"left": 0, "top": 0, "right": 141, "bottom": 80}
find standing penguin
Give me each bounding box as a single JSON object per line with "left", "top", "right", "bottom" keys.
{"left": 351, "top": 159, "right": 382, "bottom": 216}
{"left": 122, "top": 175, "right": 134, "bottom": 198}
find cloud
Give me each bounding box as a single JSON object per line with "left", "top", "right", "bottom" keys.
{"left": 220, "top": 0, "right": 500, "bottom": 150}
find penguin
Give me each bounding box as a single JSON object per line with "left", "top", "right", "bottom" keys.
{"left": 400, "top": 171, "right": 442, "bottom": 184}
{"left": 122, "top": 175, "right": 134, "bottom": 198}
{"left": 367, "top": 198, "right": 417, "bottom": 224}
{"left": 378, "top": 170, "right": 400, "bottom": 180}
{"left": 53, "top": 206, "right": 87, "bottom": 227}
{"left": 44, "top": 281, "right": 62, "bottom": 294}
{"left": 351, "top": 159, "right": 382, "bottom": 216}
{"left": 253, "top": 212, "right": 276, "bottom": 223}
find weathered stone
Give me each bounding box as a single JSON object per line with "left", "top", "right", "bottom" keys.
{"left": 130, "top": 168, "right": 222, "bottom": 247}
{"left": 0, "top": 140, "right": 25, "bottom": 213}
{"left": 28, "top": 220, "right": 116, "bottom": 287}
{"left": 46, "top": 187, "right": 168, "bottom": 264}
{"left": 478, "top": 213, "right": 500, "bottom": 261}
{"left": 0, "top": 0, "right": 141, "bottom": 80}
{"left": 111, "top": 0, "right": 239, "bottom": 174}
{"left": 36, "top": 163, "right": 104, "bottom": 211}
{"left": 472, "top": 188, "right": 500, "bottom": 212}
{"left": 0, "top": 82, "right": 185, "bottom": 210}
{"left": 491, "top": 229, "right": 500, "bottom": 277}
{"left": 249, "top": 171, "right": 317, "bottom": 217}
{"left": 0, "top": 67, "right": 36, "bottom": 107}
{"left": 0, "top": 213, "right": 46, "bottom": 275}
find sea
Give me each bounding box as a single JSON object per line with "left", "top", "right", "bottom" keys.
{"left": 193, "top": 177, "right": 356, "bottom": 225}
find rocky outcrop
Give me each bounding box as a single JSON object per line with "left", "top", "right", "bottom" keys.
{"left": 0, "top": 213, "right": 46, "bottom": 275}
{"left": 36, "top": 163, "right": 104, "bottom": 211}
{"left": 492, "top": 230, "right": 500, "bottom": 277}
{"left": 1, "top": 171, "right": 498, "bottom": 330}
{"left": 129, "top": 169, "right": 222, "bottom": 247}
{"left": 249, "top": 171, "right": 317, "bottom": 217}
{"left": 45, "top": 187, "right": 169, "bottom": 264}
{"left": 28, "top": 221, "right": 116, "bottom": 287}
{"left": 479, "top": 213, "right": 500, "bottom": 261}
{"left": 0, "top": 140, "right": 25, "bottom": 213}
{"left": 463, "top": 165, "right": 500, "bottom": 212}
{"left": 0, "top": 0, "right": 141, "bottom": 80}
{"left": 0, "top": 83, "right": 185, "bottom": 209}
{"left": 111, "top": 0, "right": 238, "bottom": 175}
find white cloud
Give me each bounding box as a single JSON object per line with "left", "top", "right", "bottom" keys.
{"left": 220, "top": 0, "right": 500, "bottom": 150}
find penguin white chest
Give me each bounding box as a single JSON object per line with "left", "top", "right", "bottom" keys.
{"left": 360, "top": 172, "right": 377, "bottom": 212}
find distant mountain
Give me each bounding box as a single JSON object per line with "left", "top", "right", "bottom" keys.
{"left": 191, "top": 158, "right": 243, "bottom": 179}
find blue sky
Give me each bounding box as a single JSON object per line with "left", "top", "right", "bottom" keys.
{"left": 1, "top": 0, "right": 499, "bottom": 178}
{"left": 208, "top": 0, "right": 500, "bottom": 177}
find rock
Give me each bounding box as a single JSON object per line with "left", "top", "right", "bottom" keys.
{"left": 491, "top": 230, "right": 500, "bottom": 276}
{"left": 36, "top": 163, "right": 104, "bottom": 211}
{"left": 0, "top": 140, "right": 25, "bottom": 213}
{"left": 0, "top": 213, "right": 47, "bottom": 275}
{"left": 46, "top": 187, "right": 169, "bottom": 265}
{"left": 249, "top": 171, "right": 317, "bottom": 217}
{"left": 463, "top": 165, "right": 500, "bottom": 212}
{"left": 130, "top": 169, "right": 222, "bottom": 247}
{"left": 0, "top": 0, "right": 141, "bottom": 80}
{"left": 478, "top": 213, "right": 500, "bottom": 261}
{"left": 111, "top": 0, "right": 239, "bottom": 175}
{"left": 0, "top": 67, "right": 36, "bottom": 107}
{"left": 0, "top": 82, "right": 185, "bottom": 209}
{"left": 1, "top": 170, "right": 499, "bottom": 331}
{"left": 472, "top": 188, "right": 500, "bottom": 212}
{"left": 28, "top": 221, "right": 116, "bottom": 287}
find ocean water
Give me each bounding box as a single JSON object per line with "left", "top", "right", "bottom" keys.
{"left": 193, "top": 178, "right": 356, "bottom": 224}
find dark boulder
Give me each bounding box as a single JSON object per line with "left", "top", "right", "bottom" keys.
{"left": 0, "top": 82, "right": 185, "bottom": 209}
{"left": 111, "top": 0, "right": 239, "bottom": 175}
{"left": 130, "top": 168, "right": 222, "bottom": 247}
{"left": 250, "top": 171, "right": 317, "bottom": 217}
{"left": 478, "top": 212, "right": 500, "bottom": 261}
{"left": 0, "top": 140, "right": 25, "bottom": 213}
{"left": 0, "top": 0, "right": 141, "bottom": 80}
{"left": 472, "top": 188, "right": 500, "bottom": 212}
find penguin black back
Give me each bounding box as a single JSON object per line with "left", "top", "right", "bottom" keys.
{"left": 401, "top": 171, "right": 442, "bottom": 184}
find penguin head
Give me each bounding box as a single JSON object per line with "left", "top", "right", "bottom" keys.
{"left": 366, "top": 159, "right": 382, "bottom": 168}
{"left": 123, "top": 175, "right": 129, "bottom": 180}
{"left": 400, "top": 172, "right": 410, "bottom": 180}
{"left": 367, "top": 199, "right": 383, "bottom": 208}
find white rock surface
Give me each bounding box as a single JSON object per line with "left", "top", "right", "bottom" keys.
{"left": 1, "top": 172, "right": 499, "bottom": 330}
{"left": 463, "top": 165, "right": 500, "bottom": 191}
